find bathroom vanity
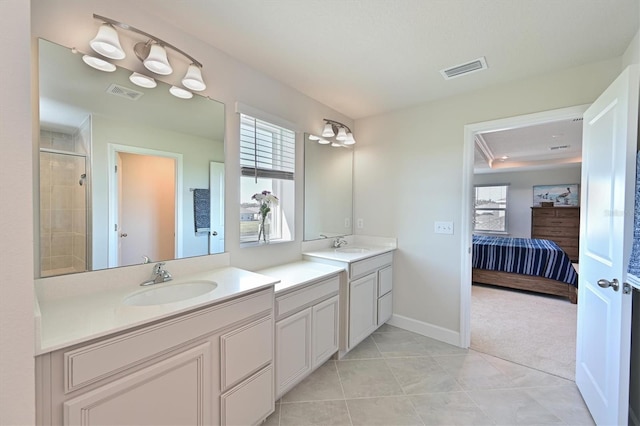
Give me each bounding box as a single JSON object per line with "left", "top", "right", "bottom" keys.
{"left": 34, "top": 266, "right": 278, "bottom": 426}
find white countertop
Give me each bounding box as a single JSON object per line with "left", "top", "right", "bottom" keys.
{"left": 302, "top": 245, "right": 396, "bottom": 263}
{"left": 35, "top": 267, "right": 279, "bottom": 355}
{"left": 257, "top": 261, "right": 345, "bottom": 294}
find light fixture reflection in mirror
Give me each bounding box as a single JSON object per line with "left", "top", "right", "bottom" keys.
{"left": 37, "top": 39, "right": 225, "bottom": 278}
{"left": 303, "top": 133, "right": 354, "bottom": 241}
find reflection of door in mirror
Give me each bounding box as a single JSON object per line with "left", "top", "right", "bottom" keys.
{"left": 39, "top": 124, "right": 91, "bottom": 277}
{"left": 209, "top": 162, "right": 225, "bottom": 253}
{"left": 116, "top": 152, "right": 176, "bottom": 267}
{"left": 108, "top": 146, "right": 182, "bottom": 268}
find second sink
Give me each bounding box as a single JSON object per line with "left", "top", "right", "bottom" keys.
{"left": 335, "top": 247, "right": 370, "bottom": 253}
{"left": 123, "top": 280, "right": 218, "bottom": 306}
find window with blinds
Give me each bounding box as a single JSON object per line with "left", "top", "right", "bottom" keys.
{"left": 240, "top": 114, "right": 295, "bottom": 181}
{"left": 239, "top": 113, "right": 296, "bottom": 244}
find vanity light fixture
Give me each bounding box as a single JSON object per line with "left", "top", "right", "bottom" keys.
{"left": 83, "top": 14, "right": 207, "bottom": 98}
{"left": 129, "top": 72, "right": 157, "bottom": 88}
{"left": 82, "top": 54, "right": 116, "bottom": 72}
{"left": 89, "top": 23, "right": 126, "bottom": 60}
{"left": 321, "top": 119, "right": 357, "bottom": 145}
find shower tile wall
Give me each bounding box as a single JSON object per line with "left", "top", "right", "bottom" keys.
{"left": 40, "top": 130, "right": 87, "bottom": 276}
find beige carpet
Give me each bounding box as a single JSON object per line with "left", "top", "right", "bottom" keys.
{"left": 471, "top": 284, "right": 577, "bottom": 380}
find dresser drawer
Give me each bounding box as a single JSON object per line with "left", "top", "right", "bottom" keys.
{"left": 532, "top": 226, "right": 578, "bottom": 238}
{"left": 221, "top": 315, "right": 273, "bottom": 390}
{"left": 550, "top": 236, "right": 579, "bottom": 248}
{"left": 532, "top": 217, "right": 579, "bottom": 228}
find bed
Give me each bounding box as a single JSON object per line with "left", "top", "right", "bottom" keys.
{"left": 472, "top": 234, "right": 578, "bottom": 303}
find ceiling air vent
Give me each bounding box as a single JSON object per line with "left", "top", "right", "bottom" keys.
{"left": 440, "top": 56, "right": 488, "bottom": 80}
{"left": 549, "top": 144, "right": 570, "bottom": 151}
{"left": 572, "top": 118, "right": 583, "bottom": 122}
{"left": 106, "top": 83, "right": 144, "bottom": 101}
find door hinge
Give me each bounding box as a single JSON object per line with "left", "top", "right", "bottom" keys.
{"left": 114, "top": 224, "right": 118, "bottom": 232}
{"left": 623, "top": 282, "right": 632, "bottom": 295}
{"left": 115, "top": 165, "right": 118, "bottom": 173}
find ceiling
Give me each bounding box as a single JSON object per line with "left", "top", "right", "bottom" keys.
{"left": 143, "top": 0, "right": 638, "bottom": 119}
{"left": 474, "top": 117, "right": 584, "bottom": 174}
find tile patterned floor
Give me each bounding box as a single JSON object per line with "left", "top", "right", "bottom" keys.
{"left": 265, "top": 324, "right": 594, "bottom": 426}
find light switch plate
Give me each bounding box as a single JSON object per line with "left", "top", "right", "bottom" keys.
{"left": 357, "top": 219, "right": 364, "bottom": 229}
{"left": 434, "top": 221, "right": 454, "bottom": 234}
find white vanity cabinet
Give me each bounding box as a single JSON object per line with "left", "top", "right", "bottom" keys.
{"left": 274, "top": 274, "right": 340, "bottom": 398}
{"left": 36, "top": 288, "right": 274, "bottom": 426}
{"left": 343, "top": 252, "right": 393, "bottom": 351}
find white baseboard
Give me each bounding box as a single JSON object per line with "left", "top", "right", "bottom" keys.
{"left": 630, "top": 406, "right": 639, "bottom": 426}
{"left": 387, "top": 314, "right": 461, "bottom": 347}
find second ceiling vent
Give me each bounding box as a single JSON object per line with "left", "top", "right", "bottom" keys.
{"left": 440, "top": 56, "right": 488, "bottom": 80}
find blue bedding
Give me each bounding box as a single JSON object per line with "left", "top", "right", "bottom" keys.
{"left": 472, "top": 235, "right": 578, "bottom": 286}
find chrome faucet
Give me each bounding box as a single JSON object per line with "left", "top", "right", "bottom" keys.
{"left": 141, "top": 262, "right": 173, "bottom": 286}
{"left": 333, "top": 237, "right": 348, "bottom": 248}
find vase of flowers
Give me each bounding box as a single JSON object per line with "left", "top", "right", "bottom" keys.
{"left": 252, "top": 190, "right": 278, "bottom": 243}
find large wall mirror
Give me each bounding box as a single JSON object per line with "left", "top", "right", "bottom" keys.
{"left": 37, "top": 39, "right": 225, "bottom": 278}
{"left": 303, "top": 133, "right": 353, "bottom": 240}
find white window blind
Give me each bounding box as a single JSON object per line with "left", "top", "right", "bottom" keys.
{"left": 240, "top": 114, "right": 295, "bottom": 180}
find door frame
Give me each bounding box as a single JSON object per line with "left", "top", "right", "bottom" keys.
{"left": 107, "top": 144, "right": 184, "bottom": 267}
{"left": 459, "top": 104, "right": 590, "bottom": 347}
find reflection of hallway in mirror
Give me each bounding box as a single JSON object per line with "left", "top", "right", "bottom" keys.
{"left": 117, "top": 152, "right": 175, "bottom": 267}
{"left": 39, "top": 128, "right": 90, "bottom": 277}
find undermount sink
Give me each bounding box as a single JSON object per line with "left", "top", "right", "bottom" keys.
{"left": 335, "top": 247, "right": 370, "bottom": 253}
{"left": 123, "top": 280, "right": 218, "bottom": 306}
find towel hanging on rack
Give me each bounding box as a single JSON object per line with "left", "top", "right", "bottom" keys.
{"left": 193, "top": 188, "right": 210, "bottom": 233}
{"left": 627, "top": 151, "right": 640, "bottom": 277}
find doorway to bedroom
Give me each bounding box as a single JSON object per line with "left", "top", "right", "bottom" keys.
{"left": 461, "top": 105, "right": 587, "bottom": 380}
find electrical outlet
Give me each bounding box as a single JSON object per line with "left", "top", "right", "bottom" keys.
{"left": 345, "top": 218, "right": 351, "bottom": 228}
{"left": 434, "top": 221, "right": 454, "bottom": 235}
{"left": 357, "top": 218, "right": 364, "bottom": 229}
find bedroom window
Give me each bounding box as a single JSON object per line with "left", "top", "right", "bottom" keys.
{"left": 239, "top": 112, "right": 295, "bottom": 244}
{"left": 474, "top": 184, "right": 509, "bottom": 233}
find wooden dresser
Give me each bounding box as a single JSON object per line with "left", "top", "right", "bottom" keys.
{"left": 531, "top": 206, "right": 580, "bottom": 262}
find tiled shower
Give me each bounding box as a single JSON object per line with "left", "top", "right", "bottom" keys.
{"left": 39, "top": 120, "right": 91, "bottom": 277}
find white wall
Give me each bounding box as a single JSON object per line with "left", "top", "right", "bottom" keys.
{"left": 0, "top": 1, "right": 35, "bottom": 424}
{"left": 623, "top": 29, "right": 640, "bottom": 69}
{"left": 353, "top": 58, "right": 621, "bottom": 338}
{"left": 474, "top": 166, "right": 582, "bottom": 238}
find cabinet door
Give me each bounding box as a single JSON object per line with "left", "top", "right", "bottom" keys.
{"left": 64, "top": 342, "right": 212, "bottom": 425}
{"left": 275, "top": 308, "right": 312, "bottom": 398}
{"left": 312, "top": 295, "right": 339, "bottom": 369}
{"left": 348, "top": 273, "right": 378, "bottom": 349}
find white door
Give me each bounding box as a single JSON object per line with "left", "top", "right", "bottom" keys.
{"left": 576, "top": 65, "right": 639, "bottom": 425}
{"left": 210, "top": 161, "right": 225, "bottom": 253}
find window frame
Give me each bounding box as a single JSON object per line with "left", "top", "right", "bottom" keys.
{"left": 473, "top": 184, "right": 509, "bottom": 234}
{"left": 238, "top": 111, "right": 296, "bottom": 245}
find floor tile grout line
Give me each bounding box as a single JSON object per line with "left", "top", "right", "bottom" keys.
{"left": 334, "top": 358, "right": 355, "bottom": 426}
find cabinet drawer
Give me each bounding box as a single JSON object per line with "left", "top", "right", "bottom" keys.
{"left": 549, "top": 236, "right": 579, "bottom": 248}
{"left": 221, "top": 315, "right": 273, "bottom": 390}
{"left": 221, "top": 366, "right": 274, "bottom": 426}
{"left": 563, "top": 247, "right": 579, "bottom": 261}
{"left": 532, "top": 217, "right": 579, "bottom": 228}
{"left": 378, "top": 291, "right": 393, "bottom": 326}
{"left": 350, "top": 252, "right": 393, "bottom": 280}
{"left": 532, "top": 226, "right": 578, "bottom": 238}
{"left": 555, "top": 208, "right": 580, "bottom": 218}
{"left": 64, "top": 289, "right": 272, "bottom": 393}
{"left": 275, "top": 275, "right": 339, "bottom": 319}
{"left": 378, "top": 265, "right": 393, "bottom": 296}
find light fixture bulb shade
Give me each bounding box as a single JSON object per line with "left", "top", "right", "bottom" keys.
{"left": 344, "top": 133, "right": 356, "bottom": 145}
{"left": 318, "top": 139, "right": 330, "bottom": 145}
{"left": 182, "top": 64, "right": 206, "bottom": 91}
{"left": 90, "top": 24, "right": 126, "bottom": 60}
{"left": 129, "top": 72, "right": 157, "bottom": 88}
{"left": 322, "top": 123, "right": 335, "bottom": 137}
{"left": 82, "top": 55, "right": 116, "bottom": 72}
{"left": 336, "top": 127, "right": 348, "bottom": 141}
{"left": 144, "top": 44, "right": 173, "bottom": 75}
{"left": 169, "top": 85, "right": 193, "bottom": 99}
